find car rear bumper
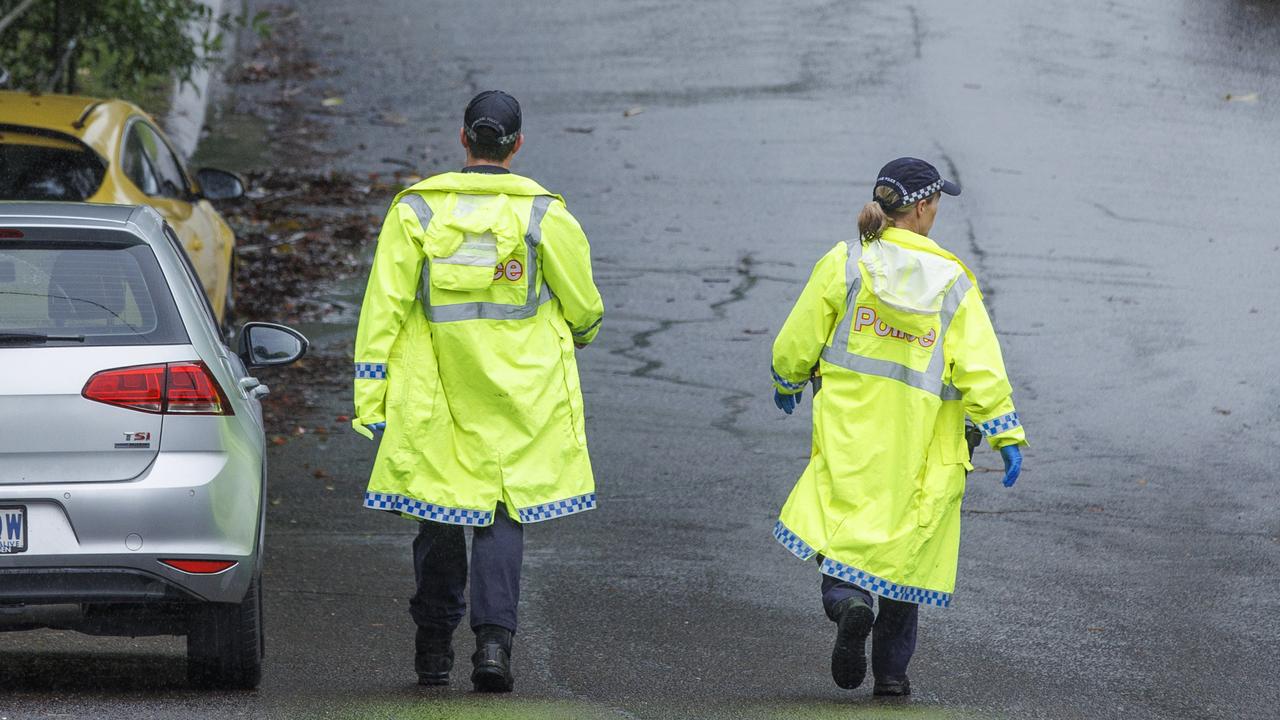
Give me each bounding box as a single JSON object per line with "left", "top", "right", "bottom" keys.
{"left": 0, "top": 449, "right": 261, "bottom": 605}
{"left": 0, "top": 560, "right": 252, "bottom": 606}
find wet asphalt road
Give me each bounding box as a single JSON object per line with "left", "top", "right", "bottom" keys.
{"left": 4, "top": 1, "right": 1280, "bottom": 718}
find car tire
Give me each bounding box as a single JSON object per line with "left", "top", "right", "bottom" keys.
{"left": 186, "top": 575, "right": 263, "bottom": 690}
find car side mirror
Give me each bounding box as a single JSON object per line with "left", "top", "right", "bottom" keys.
{"left": 195, "top": 167, "right": 245, "bottom": 201}
{"left": 237, "top": 322, "right": 309, "bottom": 368}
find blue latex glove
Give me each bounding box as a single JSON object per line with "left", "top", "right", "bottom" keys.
{"left": 1000, "top": 445, "right": 1022, "bottom": 487}
{"left": 774, "top": 388, "right": 803, "bottom": 415}
{"left": 367, "top": 421, "right": 386, "bottom": 439}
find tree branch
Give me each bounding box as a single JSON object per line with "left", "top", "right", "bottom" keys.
{"left": 45, "top": 37, "right": 77, "bottom": 92}
{"left": 0, "top": 0, "right": 40, "bottom": 36}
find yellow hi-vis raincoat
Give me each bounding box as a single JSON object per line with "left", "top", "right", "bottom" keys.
{"left": 352, "top": 171, "right": 604, "bottom": 526}
{"left": 771, "top": 226, "right": 1026, "bottom": 607}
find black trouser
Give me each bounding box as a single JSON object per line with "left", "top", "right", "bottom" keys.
{"left": 821, "top": 572, "right": 918, "bottom": 682}
{"left": 410, "top": 505, "right": 523, "bottom": 635}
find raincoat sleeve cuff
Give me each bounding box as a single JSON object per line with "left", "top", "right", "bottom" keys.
{"left": 992, "top": 435, "right": 1027, "bottom": 450}
{"left": 975, "top": 410, "right": 1027, "bottom": 449}
{"left": 351, "top": 414, "right": 385, "bottom": 440}
{"left": 772, "top": 368, "right": 807, "bottom": 395}
{"left": 571, "top": 317, "right": 603, "bottom": 345}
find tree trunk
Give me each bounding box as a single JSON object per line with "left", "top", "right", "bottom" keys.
{"left": 50, "top": 0, "right": 63, "bottom": 86}
{"left": 65, "top": 44, "right": 79, "bottom": 94}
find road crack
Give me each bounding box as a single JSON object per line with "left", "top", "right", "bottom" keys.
{"left": 607, "top": 254, "right": 763, "bottom": 442}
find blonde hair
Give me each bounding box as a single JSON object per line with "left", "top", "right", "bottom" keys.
{"left": 857, "top": 187, "right": 938, "bottom": 242}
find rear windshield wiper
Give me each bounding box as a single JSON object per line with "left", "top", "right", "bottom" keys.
{"left": 0, "top": 332, "right": 87, "bottom": 344}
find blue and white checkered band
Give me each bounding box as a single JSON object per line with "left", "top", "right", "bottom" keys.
{"left": 979, "top": 411, "right": 1021, "bottom": 437}
{"left": 364, "top": 492, "right": 494, "bottom": 526}
{"left": 354, "top": 362, "right": 386, "bottom": 380}
{"left": 772, "top": 368, "right": 806, "bottom": 392}
{"left": 819, "top": 556, "right": 953, "bottom": 608}
{"left": 516, "top": 493, "right": 597, "bottom": 523}
{"left": 900, "top": 178, "right": 944, "bottom": 206}
{"left": 464, "top": 125, "right": 518, "bottom": 145}
{"left": 773, "top": 520, "right": 817, "bottom": 560}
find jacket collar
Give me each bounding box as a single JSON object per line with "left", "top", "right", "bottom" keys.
{"left": 402, "top": 171, "right": 562, "bottom": 202}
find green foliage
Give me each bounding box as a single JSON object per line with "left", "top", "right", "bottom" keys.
{"left": 0, "top": 0, "right": 240, "bottom": 101}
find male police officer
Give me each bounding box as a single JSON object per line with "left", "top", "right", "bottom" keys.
{"left": 353, "top": 91, "right": 604, "bottom": 692}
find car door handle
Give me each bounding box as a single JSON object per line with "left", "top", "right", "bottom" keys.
{"left": 239, "top": 377, "right": 269, "bottom": 398}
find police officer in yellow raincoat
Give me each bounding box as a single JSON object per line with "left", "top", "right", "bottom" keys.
{"left": 352, "top": 91, "right": 603, "bottom": 692}
{"left": 771, "top": 158, "right": 1026, "bottom": 696}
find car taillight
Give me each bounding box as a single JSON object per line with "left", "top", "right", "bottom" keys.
{"left": 0, "top": 229, "right": 24, "bottom": 238}
{"left": 82, "top": 364, "right": 166, "bottom": 413}
{"left": 82, "top": 361, "right": 232, "bottom": 415}
{"left": 160, "top": 559, "right": 237, "bottom": 574}
{"left": 166, "top": 362, "right": 228, "bottom": 414}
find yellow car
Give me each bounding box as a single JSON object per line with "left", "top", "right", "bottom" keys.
{"left": 0, "top": 90, "right": 243, "bottom": 325}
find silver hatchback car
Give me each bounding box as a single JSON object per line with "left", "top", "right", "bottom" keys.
{"left": 0, "top": 202, "right": 306, "bottom": 689}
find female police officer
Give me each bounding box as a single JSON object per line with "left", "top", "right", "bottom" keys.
{"left": 769, "top": 157, "right": 1026, "bottom": 696}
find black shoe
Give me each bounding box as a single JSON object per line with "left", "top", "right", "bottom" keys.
{"left": 470, "top": 625, "right": 514, "bottom": 693}
{"left": 415, "top": 627, "right": 453, "bottom": 686}
{"left": 873, "top": 676, "right": 911, "bottom": 697}
{"left": 830, "top": 598, "right": 874, "bottom": 690}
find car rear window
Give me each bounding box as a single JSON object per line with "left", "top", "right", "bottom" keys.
{"left": 0, "top": 132, "right": 106, "bottom": 202}
{"left": 0, "top": 237, "right": 187, "bottom": 346}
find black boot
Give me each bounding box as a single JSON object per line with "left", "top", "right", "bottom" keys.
{"left": 470, "top": 624, "right": 514, "bottom": 693}
{"left": 831, "top": 598, "right": 874, "bottom": 690}
{"left": 873, "top": 676, "right": 912, "bottom": 697}
{"left": 415, "top": 627, "right": 454, "bottom": 686}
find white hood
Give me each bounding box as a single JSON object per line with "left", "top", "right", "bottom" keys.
{"left": 861, "top": 239, "right": 963, "bottom": 314}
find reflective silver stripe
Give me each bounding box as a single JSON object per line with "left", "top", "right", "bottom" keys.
{"left": 821, "top": 348, "right": 945, "bottom": 395}
{"left": 398, "top": 194, "right": 433, "bottom": 231}
{"left": 399, "top": 195, "right": 438, "bottom": 306}
{"left": 439, "top": 236, "right": 500, "bottom": 267}
{"left": 424, "top": 195, "right": 556, "bottom": 324}
{"left": 438, "top": 254, "right": 497, "bottom": 267}
{"left": 821, "top": 241, "right": 971, "bottom": 400}
{"left": 828, "top": 240, "right": 865, "bottom": 352}
{"left": 922, "top": 273, "right": 971, "bottom": 384}
{"left": 428, "top": 295, "right": 549, "bottom": 322}
{"left": 526, "top": 195, "right": 552, "bottom": 246}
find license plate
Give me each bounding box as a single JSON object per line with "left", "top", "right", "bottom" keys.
{"left": 0, "top": 506, "right": 27, "bottom": 554}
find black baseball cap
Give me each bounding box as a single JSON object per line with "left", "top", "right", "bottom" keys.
{"left": 873, "top": 157, "right": 960, "bottom": 210}
{"left": 464, "top": 90, "right": 521, "bottom": 144}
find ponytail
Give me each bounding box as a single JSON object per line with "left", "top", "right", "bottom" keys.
{"left": 857, "top": 186, "right": 939, "bottom": 242}
{"left": 857, "top": 201, "right": 889, "bottom": 242}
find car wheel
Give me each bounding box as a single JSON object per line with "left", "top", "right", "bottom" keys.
{"left": 187, "top": 575, "right": 263, "bottom": 690}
